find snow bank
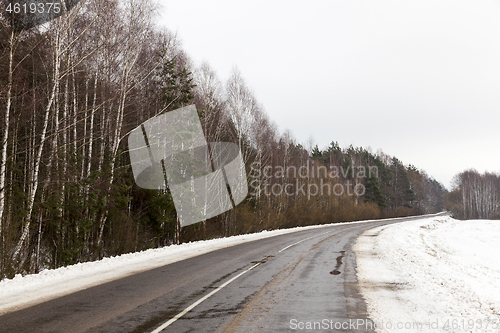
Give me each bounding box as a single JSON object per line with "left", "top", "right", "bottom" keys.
{"left": 354, "top": 217, "right": 500, "bottom": 333}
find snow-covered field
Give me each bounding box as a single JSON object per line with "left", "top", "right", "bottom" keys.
{"left": 354, "top": 216, "right": 500, "bottom": 333}
{"left": 0, "top": 219, "right": 378, "bottom": 315}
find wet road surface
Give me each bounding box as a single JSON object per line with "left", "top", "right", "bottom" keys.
{"left": 0, "top": 216, "right": 434, "bottom": 332}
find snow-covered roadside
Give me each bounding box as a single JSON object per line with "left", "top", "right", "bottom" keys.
{"left": 0, "top": 218, "right": 388, "bottom": 315}
{"left": 354, "top": 216, "right": 500, "bottom": 333}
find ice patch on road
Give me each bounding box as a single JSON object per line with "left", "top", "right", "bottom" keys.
{"left": 354, "top": 217, "right": 500, "bottom": 333}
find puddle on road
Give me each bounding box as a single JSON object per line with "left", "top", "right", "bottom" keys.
{"left": 250, "top": 255, "right": 274, "bottom": 264}
{"left": 330, "top": 251, "right": 346, "bottom": 275}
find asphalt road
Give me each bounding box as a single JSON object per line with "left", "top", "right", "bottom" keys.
{"left": 0, "top": 215, "right": 435, "bottom": 333}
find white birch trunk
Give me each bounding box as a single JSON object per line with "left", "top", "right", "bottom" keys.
{"left": 96, "top": 0, "right": 153, "bottom": 246}
{"left": 12, "top": 28, "right": 62, "bottom": 261}
{"left": 86, "top": 76, "right": 97, "bottom": 185}
{"left": 0, "top": 30, "right": 15, "bottom": 237}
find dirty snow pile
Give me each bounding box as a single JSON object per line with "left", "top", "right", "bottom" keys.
{"left": 354, "top": 216, "right": 500, "bottom": 333}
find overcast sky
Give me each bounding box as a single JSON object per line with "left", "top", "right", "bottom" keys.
{"left": 158, "top": 0, "right": 500, "bottom": 189}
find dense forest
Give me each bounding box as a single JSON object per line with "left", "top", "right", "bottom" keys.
{"left": 443, "top": 170, "right": 500, "bottom": 220}
{"left": 0, "top": 0, "right": 449, "bottom": 280}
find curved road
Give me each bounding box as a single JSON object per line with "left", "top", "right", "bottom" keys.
{"left": 0, "top": 216, "right": 434, "bottom": 333}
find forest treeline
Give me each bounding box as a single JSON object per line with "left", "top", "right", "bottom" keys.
{"left": 443, "top": 170, "right": 500, "bottom": 220}
{"left": 1, "top": 0, "right": 446, "bottom": 279}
